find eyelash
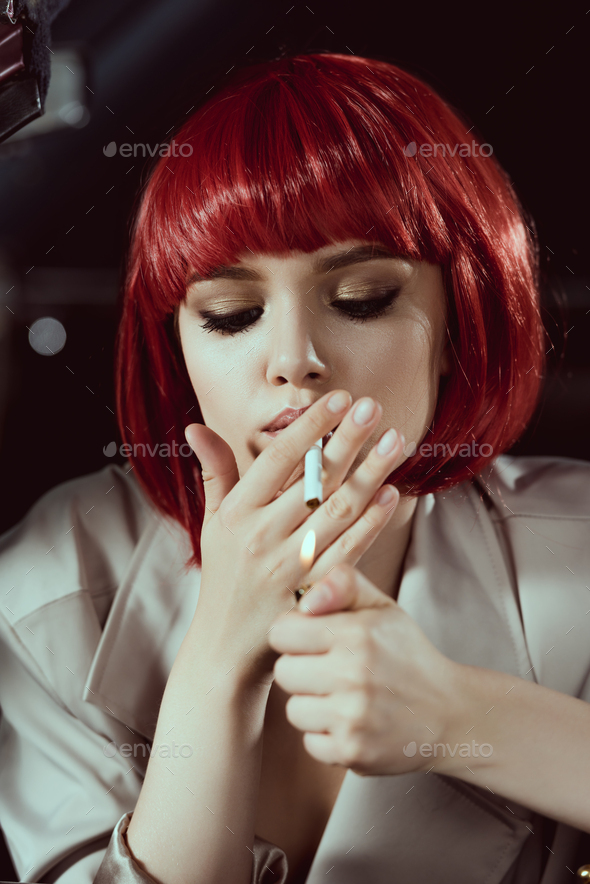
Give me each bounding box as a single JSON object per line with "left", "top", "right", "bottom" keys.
{"left": 198, "top": 289, "right": 400, "bottom": 336}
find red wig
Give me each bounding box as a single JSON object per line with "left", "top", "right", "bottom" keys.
{"left": 115, "top": 52, "right": 546, "bottom": 568}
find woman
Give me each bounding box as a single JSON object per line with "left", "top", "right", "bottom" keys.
{"left": 0, "top": 52, "right": 589, "bottom": 884}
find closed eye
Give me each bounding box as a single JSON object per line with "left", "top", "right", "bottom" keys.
{"left": 198, "top": 288, "right": 400, "bottom": 336}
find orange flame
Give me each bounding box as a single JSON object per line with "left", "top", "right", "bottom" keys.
{"left": 299, "top": 529, "right": 316, "bottom": 572}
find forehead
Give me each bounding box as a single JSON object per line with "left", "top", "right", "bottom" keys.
{"left": 186, "top": 240, "right": 412, "bottom": 286}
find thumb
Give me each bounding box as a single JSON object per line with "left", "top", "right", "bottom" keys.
{"left": 301, "top": 564, "right": 395, "bottom": 616}
{"left": 184, "top": 423, "right": 240, "bottom": 528}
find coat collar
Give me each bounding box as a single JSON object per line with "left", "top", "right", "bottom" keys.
{"left": 397, "top": 472, "right": 535, "bottom": 680}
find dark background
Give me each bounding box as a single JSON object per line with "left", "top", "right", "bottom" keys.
{"left": 0, "top": 0, "right": 589, "bottom": 879}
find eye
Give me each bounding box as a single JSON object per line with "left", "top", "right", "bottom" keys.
{"left": 199, "top": 307, "right": 263, "bottom": 335}
{"left": 334, "top": 288, "right": 400, "bottom": 322}
{"left": 198, "top": 288, "right": 400, "bottom": 336}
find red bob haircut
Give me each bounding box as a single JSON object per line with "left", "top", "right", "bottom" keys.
{"left": 115, "top": 52, "right": 546, "bottom": 569}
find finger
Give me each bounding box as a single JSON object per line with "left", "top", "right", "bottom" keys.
{"left": 262, "top": 396, "right": 385, "bottom": 535}
{"left": 273, "top": 652, "right": 338, "bottom": 696}
{"left": 184, "top": 423, "right": 240, "bottom": 529}
{"left": 283, "top": 428, "right": 403, "bottom": 576}
{"left": 321, "top": 396, "right": 385, "bottom": 491}
{"left": 302, "top": 732, "right": 342, "bottom": 766}
{"left": 239, "top": 389, "right": 353, "bottom": 509}
{"left": 285, "top": 694, "right": 334, "bottom": 734}
{"left": 302, "top": 563, "right": 395, "bottom": 616}
{"left": 300, "top": 483, "right": 400, "bottom": 597}
{"left": 269, "top": 611, "right": 335, "bottom": 655}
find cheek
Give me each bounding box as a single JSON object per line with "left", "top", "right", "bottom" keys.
{"left": 374, "top": 322, "right": 441, "bottom": 440}
{"left": 181, "top": 340, "right": 259, "bottom": 470}
{"left": 182, "top": 350, "right": 213, "bottom": 416}
{"left": 180, "top": 338, "right": 232, "bottom": 431}
{"left": 179, "top": 309, "right": 244, "bottom": 393}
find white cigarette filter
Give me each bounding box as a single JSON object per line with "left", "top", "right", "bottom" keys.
{"left": 304, "top": 437, "right": 323, "bottom": 509}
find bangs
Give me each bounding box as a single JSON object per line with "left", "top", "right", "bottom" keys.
{"left": 135, "top": 54, "right": 465, "bottom": 313}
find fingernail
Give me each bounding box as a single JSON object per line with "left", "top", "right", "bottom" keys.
{"left": 327, "top": 391, "right": 352, "bottom": 413}
{"left": 376, "top": 485, "right": 396, "bottom": 506}
{"left": 308, "top": 582, "right": 332, "bottom": 608}
{"left": 353, "top": 398, "right": 376, "bottom": 426}
{"left": 377, "top": 428, "right": 398, "bottom": 456}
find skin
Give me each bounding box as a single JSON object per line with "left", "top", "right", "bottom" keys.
{"left": 177, "top": 238, "right": 452, "bottom": 601}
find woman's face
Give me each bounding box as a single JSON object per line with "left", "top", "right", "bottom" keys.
{"left": 177, "top": 239, "right": 451, "bottom": 491}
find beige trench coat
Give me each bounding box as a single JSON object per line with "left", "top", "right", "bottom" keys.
{"left": 0, "top": 454, "right": 589, "bottom": 883}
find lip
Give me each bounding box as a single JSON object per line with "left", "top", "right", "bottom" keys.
{"left": 264, "top": 427, "right": 337, "bottom": 449}
{"left": 262, "top": 405, "right": 312, "bottom": 433}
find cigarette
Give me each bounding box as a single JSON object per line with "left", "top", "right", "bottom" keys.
{"left": 304, "top": 437, "right": 323, "bottom": 509}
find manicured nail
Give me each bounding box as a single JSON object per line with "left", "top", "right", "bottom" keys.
{"left": 353, "top": 398, "right": 376, "bottom": 426}
{"left": 376, "top": 485, "right": 396, "bottom": 506}
{"left": 327, "top": 391, "right": 352, "bottom": 413}
{"left": 377, "top": 428, "right": 398, "bottom": 455}
{"left": 308, "top": 582, "right": 332, "bottom": 607}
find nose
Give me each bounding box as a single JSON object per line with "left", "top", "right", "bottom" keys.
{"left": 265, "top": 302, "right": 332, "bottom": 387}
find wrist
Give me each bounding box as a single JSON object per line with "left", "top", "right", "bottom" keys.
{"left": 423, "top": 662, "right": 499, "bottom": 779}
{"left": 176, "top": 616, "right": 276, "bottom": 695}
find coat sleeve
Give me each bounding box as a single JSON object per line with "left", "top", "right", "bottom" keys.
{"left": 0, "top": 466, "right": 149, "bottom": 883}
{"left": 0, "top": 625, "right": 143, "bottom": 883}
{"left": 0, "top": 633, "right": 289, "bottom": 884}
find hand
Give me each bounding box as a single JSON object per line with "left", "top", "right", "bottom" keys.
{"left": 269, "top": 563, "right": 464, "bottom": 775}
{"left": 183, "top": 390, "right": 405, "bottom": 680}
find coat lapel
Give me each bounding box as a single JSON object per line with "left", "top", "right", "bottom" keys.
{"left": 306, "top": 478, "right": 539, "bottom": 884}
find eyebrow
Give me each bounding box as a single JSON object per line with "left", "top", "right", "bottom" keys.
{"left": 186, "top": 244, "right": 402, "bottom": 286}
